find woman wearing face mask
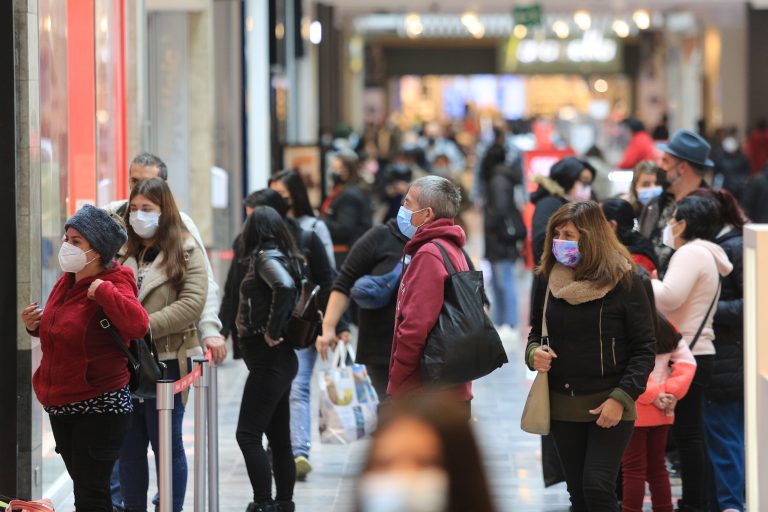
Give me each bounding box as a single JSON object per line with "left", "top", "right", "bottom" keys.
{"left": 118, "top": 178, "right": 208, "bottom": 512}
{"left": 527, "top": 201, "right": 656, "bottom": 512}
{"left": 530, "top": 157, "right": 596, "bottom": 265}
{"left": 23, "top": 205, "right": 149, "bottom": 512}
{"left": 236, "top": 206, "right": 304, "bottom": 512}
{"left": 269, "top": 169, "right": 335, "bottom": 267}
{"left": 356, "top": 393, "right": 495, "bottom": 512}
{"left": 651, "top": 195, "right": 734, "bottom": 512}
{"left": 625, "top": 161, "right": 664, "bottom": 217}
{"left": 320, "top": 152, "right": 373, "bottom": 267}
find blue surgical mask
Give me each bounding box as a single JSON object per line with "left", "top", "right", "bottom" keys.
{"left": 396, "top": 206, "right": 427, "bottom": 239}
{"left": 636, "top": 186, "right": 662, "bottom": 206}
{"left": 552, "top": 239, "right": 581, "bottom": 267}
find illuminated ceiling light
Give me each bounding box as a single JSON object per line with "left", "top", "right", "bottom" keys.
{"left": 99, "top": 17, "right": 108, "bottom": 33}
{"left": 43, "top": 15, "right": 52, "bottom": 32}
{"left": 404, "top": 13, "right": 423, "bottom": 39}
{"left": 594, "top": 78, "right": 609, "bottom": 93}
{"left": 301, "top": 17, "right": 311, "bottom": 40}
{"left": 245, "top": 16, "right": 254, "bottom": 32}
{"left": 573, "top": 10, "right": 591, "bottom": 31}
{"left": 553, "top": 20, "right": 570, "bottom": 39}
{"left": 513, "top": 24, "right": 528, "bottom": 39}
{"left": 309, "top": 21, "right": 322, "bottom": 44}
{"left": 633, "top": 9, "right": 651, "bottom": 30}
{"left": 461, "top": 11, "right": 479, "bottom": 29}
{"left": 275, "top": 22, "right": 285, "bottom": 40}
{"left": 471, "top": 23, "right": 486, "bottom": 39}
{"left": 612, "top": 19, "right": 631, "bottom": 38}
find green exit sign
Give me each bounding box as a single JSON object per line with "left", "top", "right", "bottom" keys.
{"left": 513, "top": 5, "right": 543, "bottom": 27}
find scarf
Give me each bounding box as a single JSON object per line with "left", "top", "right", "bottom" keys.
{"left": 548, "top": 257, "right": 631, "bottom": 305}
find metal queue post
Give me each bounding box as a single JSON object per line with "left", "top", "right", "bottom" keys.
{"left": 156, "top": 352, "right": 219, "bottom": 512}
{"left": 156, "top": 379, "right": 176, "bottom": 512}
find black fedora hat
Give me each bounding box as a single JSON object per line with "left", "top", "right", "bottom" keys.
{"left": 657, "top": 129, "right": 714, "bottom": 167}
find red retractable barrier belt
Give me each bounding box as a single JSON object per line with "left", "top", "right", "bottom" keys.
{"left": 172, "top": 350, "right": 212, "bottom": 395}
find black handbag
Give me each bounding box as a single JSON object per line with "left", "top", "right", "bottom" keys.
{"left": 421, "top": 242, "right": 508, "bottom": 385}
{"left": 285, "top": 279, "right": 323, "bottom": 349}
{"left": 98, "top": 309, "right": 165, "bottom": 400}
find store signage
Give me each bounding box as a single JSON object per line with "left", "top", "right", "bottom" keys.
{"left": 502, "top": 31, "right": 621, "bottom": 73}
{"left": 513, "top": 5, "right": 543, "bottom": 27}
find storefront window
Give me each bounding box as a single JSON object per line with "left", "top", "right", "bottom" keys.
{"left": 38, "top": 0, "right": 70, "bottom": 495}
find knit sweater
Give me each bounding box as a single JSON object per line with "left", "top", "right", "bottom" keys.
{"left": 635, "top": 339, "right": 697, "bottom": 427}
{"left": 652, "top": 239, "right": 733, "bottom": 356}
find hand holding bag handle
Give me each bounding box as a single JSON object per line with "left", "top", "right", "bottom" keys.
{"left": 521, "top": 285, "right": 551, "bottom": 435}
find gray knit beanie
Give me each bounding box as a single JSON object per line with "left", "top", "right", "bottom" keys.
{"left": 64, "top": 204, "right": 128, "bottom": 265}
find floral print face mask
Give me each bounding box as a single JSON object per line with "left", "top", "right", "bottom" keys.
{"left": 552, "top": 239, "right": 581, "bottom": 267}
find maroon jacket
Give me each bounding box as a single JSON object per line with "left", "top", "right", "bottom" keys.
{"left": 388, "top": 218, "right": 473, "bottom": 400}
{"left": 32, "top": 263, "right": 149, "bottom": 407}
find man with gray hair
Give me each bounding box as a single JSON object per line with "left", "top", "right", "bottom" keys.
{"left": 388, "top": 175, "right": 473, "bottom": 416}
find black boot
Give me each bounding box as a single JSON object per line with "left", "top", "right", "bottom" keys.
{"left": 273, "top": 501, "right": 295, "bottom": 512}
{"left": 245, "top": 500, "right": 275, "bottom": 512}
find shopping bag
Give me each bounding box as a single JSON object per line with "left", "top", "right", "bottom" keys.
{"left": 520, "top": 369, "right": 550, "bottom": 434}
{"left": 318, "top": 342, "right": 379, "bottom": 444}
{"left": 4, "top": 499, "right": 55, "bottom": 512}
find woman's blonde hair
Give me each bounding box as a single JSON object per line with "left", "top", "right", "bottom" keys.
{"left": 537, "top": 201, "right": 634, "bottom": 288}
{"left": 629, "top": 160, "right": 661, "bottom": 204}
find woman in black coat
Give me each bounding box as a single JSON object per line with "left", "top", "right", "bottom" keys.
{"left": 235, "top": 206, "right": 303, "bottom": 512}
{"left": 690, "top": 188, "right": 747, "bottom": 512}
{"left": 321, "top": 152, "right": 373, "bottom": 267}
{"left": 527, "top": 201, "right": 655, "bottom": 511}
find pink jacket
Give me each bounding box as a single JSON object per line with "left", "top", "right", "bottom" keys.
{"left": 652, "top": 239, "right": 733, "bottom": 356}
{"left": 635, "top": 339, "right": 696, "bottom": 427}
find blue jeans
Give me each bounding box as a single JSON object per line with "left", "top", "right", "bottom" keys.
{"left": 490, "top": 260, "right": 519, "bottom": 328}
{"left": 110, "top": 462, "right": 123, "bottom": 509}
{"left": 119, "top": 360, "right": 187, "bottom": 512}
{"left": 289, "top": 346, "right": 317, "bottom": 459}
{"left": 703, "top": 398, "right": 745, "bottom": 511}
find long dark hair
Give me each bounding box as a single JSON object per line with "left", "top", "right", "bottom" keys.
{"left": 357, "top": 393, "right": 495, "bottom": 512}
{"left": 269, "top": 170, "right": 315, "bottom": 218}
{"left": 689, "top": 188, "right": 749, "bottom": 231}
{"left": 123, "top": 178, "right": 188, "bottom": 288}
{"left": 240, "top": 206, "right": 301, "bottom": 261}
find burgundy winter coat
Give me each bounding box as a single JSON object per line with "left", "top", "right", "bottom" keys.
{"left": 388, "top": 218, "right": 473, "bottom": 400}
{"left": 32, "top": 263, "right": 149, "bottom": 407}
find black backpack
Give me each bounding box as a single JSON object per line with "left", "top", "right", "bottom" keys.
{"left": 421, "top": 242, "right": 508, "bottom": 385}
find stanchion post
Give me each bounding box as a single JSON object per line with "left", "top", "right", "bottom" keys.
{"left": 207, "top": 363, "right": 219, "bottom": 512}
{"left": 193, "top": 358, "right": 209, "bottom": 512}
{"left": 156, "top": 380, "right": 175, "bottom": 512}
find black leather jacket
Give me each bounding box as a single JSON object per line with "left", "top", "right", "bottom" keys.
{"left": 236, "top": 245, "right": 298, "bottom": 341}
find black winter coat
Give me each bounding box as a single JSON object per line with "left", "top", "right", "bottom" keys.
{"left": 531, "top": 195, "right": 568, "bottom": 265}
{"left": 707, "top": 228, "right": 744, "bottom": 402}
{"left": 484, "top": 164, "right": 525, "bottom": 262}
{"left": 236, "top": 244, "right": 299, "bottom": 341}
{"left": 219, "top": 219, "right": 339, "bottom": 353}
{"left": 527, "top": 272, "right": 656, "bottom": 400}
{"left": 333, "top": 219, "right": 409, "bottom": 365}
{"left": 324, "top": 184, "right": 373, "bottom": 249}
{"left": 742, "top": 169, "right": 768, "bottom": 223}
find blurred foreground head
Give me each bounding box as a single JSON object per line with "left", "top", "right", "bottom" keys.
{"left": 356, "top": 393, "right": 495, "bottom": 512}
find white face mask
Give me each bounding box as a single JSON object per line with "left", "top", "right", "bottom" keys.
{"left": 58, "top": 242, "right": 98, "bottom": 273}
{"left": 662, "top": 221, "right": 680, "bottom": 249}
{"left": 129, "top": 211, "right": 161, "bottom": 239}
{"left": 359, "top": 469, "right": 448, "bottom": 512}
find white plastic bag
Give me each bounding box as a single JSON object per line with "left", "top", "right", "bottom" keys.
{"left": 318, "top": 342, "right": 379, "bottom": 444}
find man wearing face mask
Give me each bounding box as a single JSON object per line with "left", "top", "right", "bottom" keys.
{"left": 639, "top": 129, "right": 714, "bottom": 278}
{"left": 388, "top": 176, "right": 474, "bottom": 416}
{"left": 105, "top": 153, "right": 227, "bottom": 366}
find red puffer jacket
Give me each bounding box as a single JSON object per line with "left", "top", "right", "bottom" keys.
{"left": 32, "top": 263, "right": 149, "bottom": 407}
{"left": 388, "top": 218, "right": 473, "bottom": 400}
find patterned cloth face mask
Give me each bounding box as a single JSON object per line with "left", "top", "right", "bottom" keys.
{"left": 552, "top": 239, "right": 581, "bottom": 267}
